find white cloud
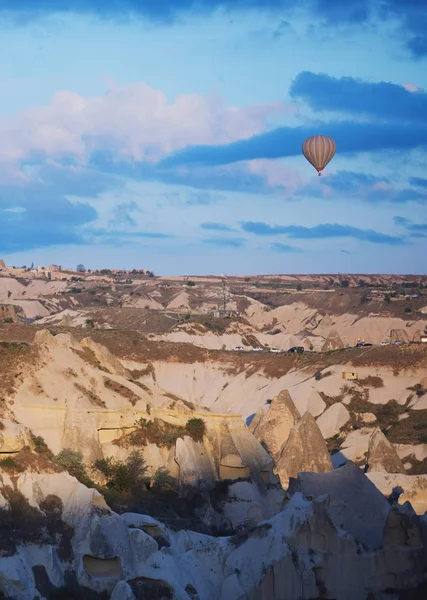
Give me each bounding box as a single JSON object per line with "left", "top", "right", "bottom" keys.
{"left": 0, "top": 80, "right": 288, "bottom": 168}
{"left": 402, "top": 82, "right": 421, "bottom": 93}
{"left": 246, "top": 158, "right": 306, "bottom": 191}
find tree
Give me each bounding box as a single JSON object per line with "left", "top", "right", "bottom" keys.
{"left": 185, "top": 418, "right": 206, "bottom": 442}
{"left": 76, "top": 264, "right": 86, "bottom": 273}
{"left": 340, "top": 280, "right": 350, "bottom": 288}
{"left": 296, "top": 284, "right": 302, "bottom": 292}
{"left": 56, "top": 449, "right": 88, "bottom": 483}
{"left": 94, "top": 450, "right": 148, "bottom": 493}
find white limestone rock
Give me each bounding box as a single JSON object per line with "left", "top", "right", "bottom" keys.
{"left": 293, "top": 388, "right": 326, "bottom": 418}
{"left": 274, "top": 412, "right": 332, "bottom": 487}
{"left": 0, "top": 419, "right": 29, "bottom": 453}
{"left": 250, "top": 390, "right": 300, "bottom": 461}
{"left": 110, "top": 580, "right": 136, "bottom": 600}
{"left": 316, "top": 402, "right": 350, "bottom": 439}
{"left": 367, "top": 472, "right": 427, "bottom": 515}
{"left": 175, "top": 436, "right": 216, "bottom": 488}
{"left": 288, "top": 461, "right": 391, "bottom": 549}
{"left": 366, "top": 428, "right": 406, "bottom": 474}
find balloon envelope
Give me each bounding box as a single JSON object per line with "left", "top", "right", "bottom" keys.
{"left": 302, "top": 135, "right": 336, "bottom": 175}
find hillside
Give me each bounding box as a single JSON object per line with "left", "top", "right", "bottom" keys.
{"left": 1, "top": 267, "right": 427, "bottom": 354}
{"left": 1, "top": 269, "right": 427, "bottom": 598}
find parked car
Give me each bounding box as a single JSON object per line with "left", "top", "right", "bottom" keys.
{"left": 391, "top": 340, "right": 405, "bottom": 345}
{"left": 380, "top": 341, "right": 390, "bottom": 346}
{"left": 269, "top": 347, "right": 281, "bottom": 353}
{"left": 252, "top": 346, "right": 264, "bottom": 352}
{"left": 233, "top": 345, "right": 245, "bottom": 351}
{"left": 288, "top": 346, "right": 304, "bottom": 354}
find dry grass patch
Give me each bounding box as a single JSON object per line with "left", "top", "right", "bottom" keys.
{"left": 407, "top": 383, "right": 427, "bottom": 398}
{"left": 163, "top": 392, "right": 195, "bottom": 411}
{"left": 74, "top": 382, "right": 106, "bottom": 408}
{"left": 346, "top": 395, "right": 427, "bottom": 444}
{"left": 103, "top": 378, "right": 140, "bottom": 406}
{"left": 314, "top": 370, "right": 333, "bottom": 381}
{"left": 319, "top": 391, "right": 346, "bottom": 407}
{"left": 131, "top": 361, "right": 156, "bottom": 382}
{"left": 118, "top": 417, "right": 206, "bottom": 449}
{"left": 0, "top": 445, "right": 60, "bottom": 475}
{"left": 0, "top": 456, "right": 24, "bottom": 473}
{"left": 404, "top": 457, "right": 427, "bottom": 475}
{"left": 386, "top": 410, "right": 427, "bottom": 445}
{"left": 356, "top": 375, "right": 384, "bottom": 388}
{"left": 128, "top": 378, "right": 153, "bottom": 395}
{"left": 0, "top": 341, "right": 36, "bottom": 398}
{"left": 72, "top": 346, "right": 108, "bottom": 372}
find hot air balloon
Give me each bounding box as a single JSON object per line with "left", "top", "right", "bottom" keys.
{"left": 302, "top": 135, "right": 336, "bottom": 176}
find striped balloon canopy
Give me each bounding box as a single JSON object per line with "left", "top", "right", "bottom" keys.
{"left": 302, "top": 135, "right": 336, "bottom": 176}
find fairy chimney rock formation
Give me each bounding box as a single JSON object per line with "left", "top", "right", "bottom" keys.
{"left": 366, "top": 428, "right": 406, "bottom": 474}
{"left": 321, "top": 329, "right": 345, "bottom": 351}
{"left": 250, "top": 390, "right": 301, "bottom": 461}
{"left": 274, "top": 412, "right": 332, "bottom": 487}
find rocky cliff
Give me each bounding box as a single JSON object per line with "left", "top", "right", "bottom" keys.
{"left": 0, "top": 465, "right": 426, "bottom": 600}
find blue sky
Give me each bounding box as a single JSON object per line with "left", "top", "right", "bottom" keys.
{"left": 1, "top": 1, "right": 427, "bottom": 275}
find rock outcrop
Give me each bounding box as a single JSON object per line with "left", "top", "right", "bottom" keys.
{"left": 1, "top": 469, "right": 426, "bottom": 600}
{"left": 366, "top": 427, "right": 406, "bottom": 474}
{"left": 316, "top": 402, "right": 350, "bottom": 439}
{"left": 288, "top": 461, "right": 391, "bottom": 548}
{"left": 33, "top": 328, "right": 58, "bottom": 347}
{"left": 175, "top": 436, "right": 216, "bottom": 488}
{"left": 250, "top": 390, "right": 301, "bottom": 461}
{"left": 0, "top": 419, "right": 29, "bottom": 453}
{"left": 322, "top": 328, "right": 345, "bottom": 351}
{"left": 367, "top": 471, "right": 427, "bottom": 514}
{"left": 293, "top": 388, "right": 326, "bottom": 418}
{"left": 81, "top": 337, "right": 130, "bottom": 377}
{"left": 111, "top": 581, "right": 136, "bottom": 600}
{"left": 274, "top": 412, "right": 332, "bottom": 487}
{"left": 384, "top": 502, "right": 424, "bottom": 547}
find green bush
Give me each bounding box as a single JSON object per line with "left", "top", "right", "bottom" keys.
{"left": 94, "top": 450, "right": 148, "bottom": 492}
{"left": 0, "top": 457, "right": 23, "bottom": 471}
{"left": 56, "top": 449, "right": 90, "bottom": 484}
{"left": 185, "top": 418, "right": 206, "bottom": 443}
{"left": 129, "top": 417, "right": 206, "bottom": 448}
{"left": 152, "top": 467, "right": 177, "bottom": 491}
{"left": 31, "top": 434, "right": 54, "bottom": 459}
